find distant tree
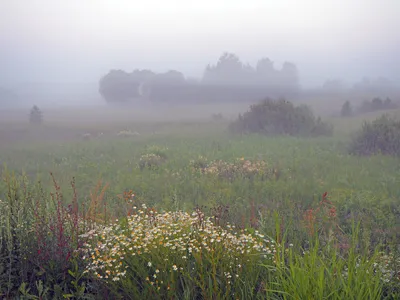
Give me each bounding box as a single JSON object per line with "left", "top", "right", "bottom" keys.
{"left": 146, "top": 70, "right": 188, "bottom": 102}
{"left": 371, "top": 97, "right": 383, "bottom": 111}
{"left": 256, "top": 58, "right": 277, "bottom": 86}
{"left": 202, "top": 52, "right": 245, "bottom": 84}
{"left": 280, "top": 62, "right": 300, "bottom": 91}
{"left": 29, "top": 105, "right": 43, "bottom": 125}
{"left": 99, "top": 70, "right": 141, "bottom": 103}
{"left": 383, "top": 97, "right": 397, "bottom": 109}
{"left": 341, "top": 101, "right": 353, "bottom": 117}
{"left": 353, "top": 77, "right": 395, "bottom": 94}
{"left": 151, "top": 70, "right": 186, "bottom": 85}
{"left": 358, "top": 100, "right": 373, "bottom": 113}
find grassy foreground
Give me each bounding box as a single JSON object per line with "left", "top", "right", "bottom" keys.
{"left": 0, "top": 113, "right": 399, "bottom": 299}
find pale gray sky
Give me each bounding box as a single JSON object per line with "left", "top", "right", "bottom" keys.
{"left": 1, "top": 0, "right": 399, "bottom": 87}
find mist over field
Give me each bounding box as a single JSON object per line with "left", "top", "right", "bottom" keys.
{"left": 1, "top": 0, "right": 399, "bottom": 111}
{"left": 1, "top": 1, "right": 400, "bottom": 299}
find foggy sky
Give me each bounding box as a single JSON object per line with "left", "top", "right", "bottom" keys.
{"left": 0, "top": 0, "right": 399, "bottom": 87}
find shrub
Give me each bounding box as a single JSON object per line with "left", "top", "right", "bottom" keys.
{"left": 229, "top": 98, "right": 333, "bottom": 137}
{"left": 341, "top": 101, "right": 353, "bottom": 117}
{"left": 211, "top": 113, "right": 224, "bottom": 121}
{"left": 349, "top": 114, "right": 400, "bottom": 156}
{"left": 0, "top": 172, "right": 94, "bottom": 298}
{"left": 29, "top": 105, "right": 43, "bottom": 125}
{"left": 357, "top": 97, "right": 398, "bottom": 114}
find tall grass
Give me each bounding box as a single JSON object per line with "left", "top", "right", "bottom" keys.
{"left": 268, "top": 224, "right": 383, "bottom": 300}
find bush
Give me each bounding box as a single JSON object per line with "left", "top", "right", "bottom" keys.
{"left": 229, "top": 98, "right": 333, "bottom": 137}
{"left": 29, "top": 105, "right": 43, "bottom": 125}
{"left": 358, "top": 97, "right": 398, "bottom": 114}
{"left": 211, "top": 113, "right": 224, "bottom": 121}
{"left": 349, "top": 114, "right": 400, "bottom": 156}
{"left": 341, "top": 101, "right": 353, "bottom": 117}
{"left": 0, "top": 172, "right": 94, "bottom": 298}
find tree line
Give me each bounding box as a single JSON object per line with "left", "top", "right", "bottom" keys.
{"left": 98, "top": 52, "right": 300, "bottom": 104}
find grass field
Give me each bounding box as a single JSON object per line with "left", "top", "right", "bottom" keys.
{"left": 0, "top": 104, "right": 399, "bottom": 299}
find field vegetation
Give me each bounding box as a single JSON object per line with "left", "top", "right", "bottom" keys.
{"left": 0, "top": 101, "right": 399, "bottom": 299}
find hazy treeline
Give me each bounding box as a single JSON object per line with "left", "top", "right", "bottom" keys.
{"left": 99, "top": 52, "right": 300, "bottom": 104}
{"left": 320, "top": 77, "right": 399, "bottom": 97}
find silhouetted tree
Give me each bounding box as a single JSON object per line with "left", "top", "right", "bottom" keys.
{"left": 371, "top": 97, "right": 383, "bottom": 111}
{"left": 29, "top": 105, "right": 43, "bottom": 125}
{"left": 98, "top": 52, "right": 302, "bottom": 103}
{"left": 202, "top": 52, "right": 246, "bottom": 84}
{"left": 256, "top": 58, "right": 277, "bottom": 86}
{"left": 383, "top": 97, "right": 397, "bottom": 109}
{"left": 99, "top": 70, "right": 141, "bottom": 103}
{"left": 353, "top": 77, "right": 395, "bottom": 94}
{"left": 280, "top": 62, "right": 300, "bottom": 91}
{"left": 341, "top": 101, "right": 353, "bottom": 117}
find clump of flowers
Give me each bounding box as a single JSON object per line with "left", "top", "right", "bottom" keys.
{"left": 117, "top": 130, "right": 140, "bottom": 137}
{"left": 374, "top": 252, "right": 400, "bottom": 284}
{"left": 139, "top": 146, "right": 168, "bottom": 170}
{"left": 191, "top": 157, "right": 279, "bottom": 181}
{"left": 80, "top": 206, "right": 278, "bottom": 297}
{"left": 139, "top": 154, "right": 166, "bottom": 170}
{"left": 144, "top": 145, "right": 168, "bottom": 159}
{"left": 189, "top": 155, "right": 209, "bottom": 171}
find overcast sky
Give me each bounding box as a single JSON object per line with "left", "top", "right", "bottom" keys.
{"left": 1, "top": 0, "right": 399, "bottom": 87}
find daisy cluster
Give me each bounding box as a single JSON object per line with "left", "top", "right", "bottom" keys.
{"left": 80, "top": 205, "right": 277, "bottom": 283}
{"left": 374, "top": 252, "right": 400, "bottom": 284}
{"left": 191, "top": 158, "right": 276, "bottom": 180}
{"left": 139, "top": 154, "right": 166, "bottom": 170}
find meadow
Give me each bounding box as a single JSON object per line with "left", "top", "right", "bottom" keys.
{"left": 0, "top": 104, "right": 399, "bottom": 299}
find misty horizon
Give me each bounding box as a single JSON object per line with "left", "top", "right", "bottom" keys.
{"left": 1, "top": 0, "right": 400, "bottom": 89}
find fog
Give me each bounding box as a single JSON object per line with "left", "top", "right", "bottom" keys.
{"left": 0, "top": 0, "right": 399, "bottom": 108}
